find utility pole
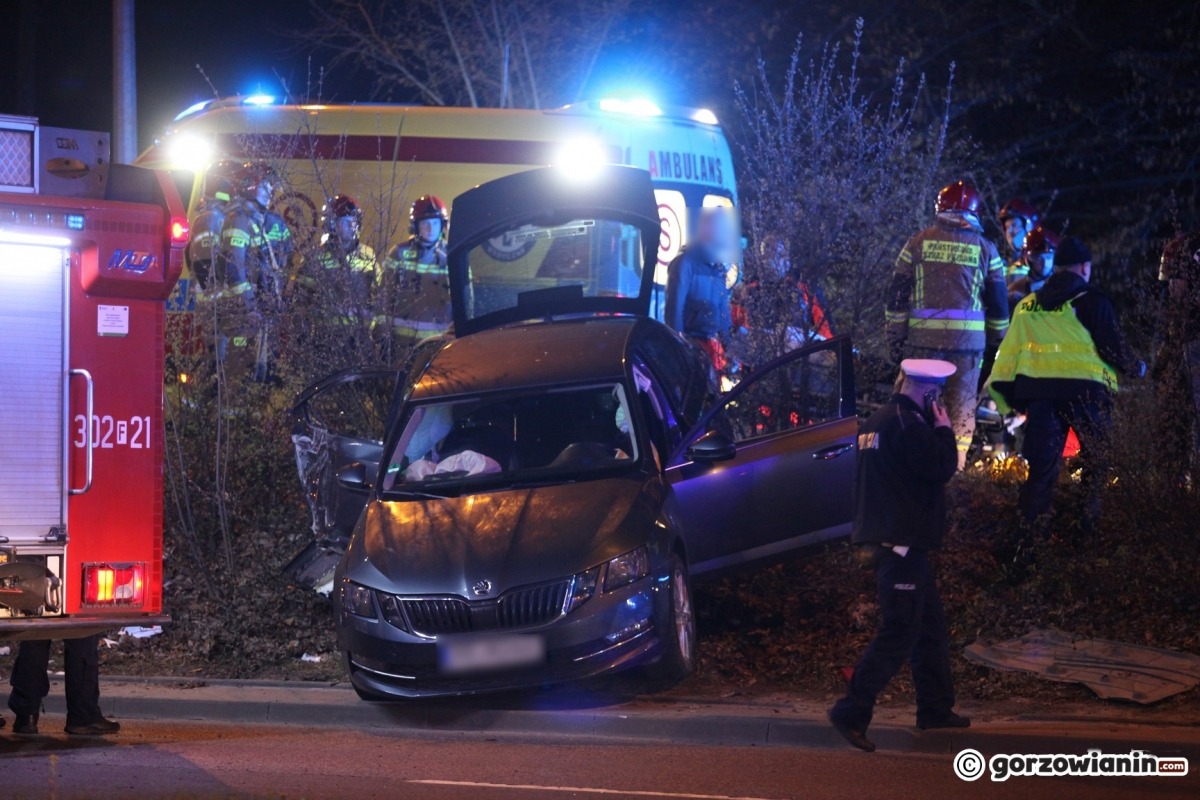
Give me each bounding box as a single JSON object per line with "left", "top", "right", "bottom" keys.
{"left": 112, "top": 0, "right": 137, "bottom": 164}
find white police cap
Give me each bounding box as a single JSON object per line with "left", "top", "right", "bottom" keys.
{"left": 900, "top": 358, "right": 957, "bottom": 384}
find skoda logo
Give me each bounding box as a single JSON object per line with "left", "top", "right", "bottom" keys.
{"left": 471, "top": 579, "right": 493, "bottom": 596}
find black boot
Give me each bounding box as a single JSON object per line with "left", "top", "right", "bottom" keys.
{"left": 65, "top": 716, "right": 121, "bottom": 736}
{"left": 917, "top": 711, "right": 971, "bottom": 730}
{"left": 12, "top": 713, "right": 39, "bottom": 735}
{"left": 828, "top": 711, "right": 876, "bottom": 752}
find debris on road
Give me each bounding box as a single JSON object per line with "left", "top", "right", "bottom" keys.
{"left": 300, "top": 653, "right": 323, "bottom": 663}
{"left": 964, "top": 628, "right": 1200, "bottom": 704}
{"left": 120, "top": 626, "right": 164, "bottom": 639}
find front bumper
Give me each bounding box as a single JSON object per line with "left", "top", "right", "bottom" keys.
{"left": 340, "top": 575, "right": 662, "bottom": 698}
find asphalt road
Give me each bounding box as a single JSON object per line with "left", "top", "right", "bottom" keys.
{"left": 2, "top": 720, "right": 1197, "bottom": 800}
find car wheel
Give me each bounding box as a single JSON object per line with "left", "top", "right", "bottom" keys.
{"left": 648, "top": 553, "right": 696, "bottom": 682}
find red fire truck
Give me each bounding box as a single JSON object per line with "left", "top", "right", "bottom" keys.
{"left": 0, "top": 116, "right": 184, "bottom": 641}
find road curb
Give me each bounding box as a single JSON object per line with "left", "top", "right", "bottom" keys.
{"left": 31, "top": 677, "right": 1200, "bottom": 758}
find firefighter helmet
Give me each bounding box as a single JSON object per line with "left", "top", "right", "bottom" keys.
{"left": 935, "top": 181, "right": 983, "bottom": 215}
{"left": 999, "top": 198, "right": 1040, "bottom": 225}
{"left": 203, "top": 159, "right": 239, "bottom": 202}
{"left": 231, "top": 161, "right": 279, "bottom": 199}
{"left": 322, "top": 193, "right": 363, "bottom": 231}
{"left": 410, "top": 195, "right": 448, "bottom": 235}
{"left": 1022, "top": 225, "right": 1060, "bottom": 258}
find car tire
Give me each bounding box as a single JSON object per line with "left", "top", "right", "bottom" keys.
{"left": 647, "top": 553, "right": 696, "bottom": 683}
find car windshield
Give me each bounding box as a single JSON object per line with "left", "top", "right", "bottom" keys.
{"left": 381, "top": 383, "right": 638, "bottom": 494}
{"left": 465, "top": 218, "right": 645, "bottom": 324}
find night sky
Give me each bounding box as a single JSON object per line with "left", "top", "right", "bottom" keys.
{"left": 0, "top": 0, "right": 337, "bottom": 153}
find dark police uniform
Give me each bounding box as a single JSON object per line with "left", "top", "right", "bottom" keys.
{"left": 829, "top": 387, "right": 960, "bottom": 743}
{"left": 9, "top": 634, "right": 108, "bottom": 731}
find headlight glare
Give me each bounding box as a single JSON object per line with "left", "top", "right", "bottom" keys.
{"left": 340, "top": 581, "right": 376, "bottom": 618}
{"left": 604, "top": 546, "right": 650, "bottom": 592}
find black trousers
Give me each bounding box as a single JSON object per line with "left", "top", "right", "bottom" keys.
{"left": 830, "top": 548, "right": 955, "bottom": 729}
{"left": 8, "top": 635, "right": 103, "bottom": 725}
{"left": 1018, "top": 391, "right": 1112, "bottom": 529}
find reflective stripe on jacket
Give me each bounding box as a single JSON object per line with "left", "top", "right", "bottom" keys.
{"left": 887, "top": 217, "right": 1009, "bottom": 352}
{"left": 987, "top": 289, "right": 1118, "bottom": 414}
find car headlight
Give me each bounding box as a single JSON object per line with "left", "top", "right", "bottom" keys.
{"left": 340, "top": 581, "right": 376, "bottom": 619}
{"left": 604, "top": 546, "right": 650, "bottom": 592}
{"left": 564, "top": 566, "right": 600, "bottom": 613}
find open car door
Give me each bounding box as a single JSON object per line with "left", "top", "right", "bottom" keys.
{"left": 667, "top": 336, "right": 857, "bottom": 574}
{"left": 447, "top": 165, "right": 662, "bottom": 336}
{"left": 285, "top": 367, "right": 402, "bottom": 593}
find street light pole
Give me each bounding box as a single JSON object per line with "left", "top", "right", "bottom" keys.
{"left": 112, "top": 0, "right": 137, "bottom": 164}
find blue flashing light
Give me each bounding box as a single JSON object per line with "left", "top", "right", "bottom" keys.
{"left": 599, "top": 97, "right": 663, "bottom": 117}
{"left": 242, "top": 94, "right": 275, "bottom": 106}
{"left": 66, "top": 214, "right": 85, "bottom": 231}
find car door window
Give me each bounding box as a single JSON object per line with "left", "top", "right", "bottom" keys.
{"left": 638, "top": 329, "right": 709, "bottom": 430}
{"left": 306, "top": 373, "right": 398, "bottom": 442}
{"left": 709, "top": 343, "right": 844, "bottom": 443}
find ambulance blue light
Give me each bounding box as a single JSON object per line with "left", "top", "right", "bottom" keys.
{"left": 242, "top": 95, "right": 275, "bottom": 106}
{"left": 692, "top": 108, "right": 719, "bottom": 126}
{"left": 599, "top": 98, "right": 663, "bottom": 117}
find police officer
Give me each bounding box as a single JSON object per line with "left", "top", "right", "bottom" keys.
{"left": 380, "top": 195, "right": 452, "bottom": 350}
{"left": 999, "top": 198, "right": 1040, "bottom": 286}
{"left": 988, "top": 237, "right": 1143, "bottom": 532}
{"left": 213, "top": 161, "right": 292, "bottom": 382}
{"left": 8, "top": 635, "right": 119, "bottom": 736}
{"left": 828, "top": 359, "right": 966, "bottom": 752}
{"left": 302, "top": 194, "right": 378, "bottom": 352}
{"left": 887, "top": 181, "right": 1009, "bottom": 468}
{"left": 1008, "top": 225, "right": 1059, "bottom": 309}
{"left": 1156, "top": 232, "right": 1200, "bottom": 474}
{"left": 664, "top": 206, "right": 738, "bottom": 373}
{"left": 186, "top": 159, "right": 239, "bottom": 293}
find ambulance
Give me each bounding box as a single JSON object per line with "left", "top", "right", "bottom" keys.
{"left": 0, "top": 115, "right": 185, "bottom": 640}
{"left": 133, "top": 96, "right": 738, "bottom": 317}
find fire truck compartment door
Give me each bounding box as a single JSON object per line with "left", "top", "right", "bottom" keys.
{"left": 0, "top": 242, "right": 68, "bottom": 545}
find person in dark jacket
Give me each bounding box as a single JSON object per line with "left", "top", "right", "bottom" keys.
{"left": 988, "top": 237, "right": 1144, "bottom": 532}
{"left": 828, "top": 359, "right": 966, "bottom": 752}
{"left": 664, "top": 207, "right": 737, "bottom": 372}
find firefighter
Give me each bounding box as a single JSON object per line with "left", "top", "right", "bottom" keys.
{"left": 828, "top": 359, "right": 966, "bottom": 752}
{"left": 664, "top": 206, "right": 738, "bottom": 373}
{"left": 186, "top": 159, "right": 239, "bottom": 293}
{"left": 1155, "top": 232, "right": 1200, "bottom": 473}
{"left": 8, "top": 635, "right": 119, "bottom": 736}
{"left": 999, "top": 198, "right": 1040, "bottom": 286}
{"left": 988, "top": 237, "right": 1144, "bottom": 533}
{"left": 380, "top": 195, "right": 452, "bottom": 351}
{"left": 212, "top": 161, "right": 292, "bottom": 382}
{"left": 886, "top": 180, "right": 1009, "bottom": 468}
{"left": 1009, "top": 225, "right": 1059, "bottom": 309}
{"left": 301, "top": 194, "right": 378, "bottom": 355}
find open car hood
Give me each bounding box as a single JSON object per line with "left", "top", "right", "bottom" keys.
{"left": 447, "top": 165, "right": 661, "bottom": 337}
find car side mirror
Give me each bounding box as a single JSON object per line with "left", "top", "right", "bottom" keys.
{"left": 335, "top": 461, "right": 374, "bottom": 492}
{"left": 686, "top": 431, "right": 737, "bottom": 462}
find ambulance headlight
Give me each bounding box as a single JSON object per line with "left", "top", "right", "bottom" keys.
{"left": 167, "top": 133, "right": 213, "bottom": 172}
{"left": 554, "top": 138, "right": 609, "bottom": 182}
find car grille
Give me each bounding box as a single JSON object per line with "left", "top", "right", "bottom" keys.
{"left": 400, "top": 579, "right": 571, "bottom": 636}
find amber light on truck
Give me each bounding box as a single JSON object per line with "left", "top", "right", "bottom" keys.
{"left": 82, "top": 562, "right": 146, "bottom": 607}
{"left": 170, "top": 216, "right": 190, "bottom": 247}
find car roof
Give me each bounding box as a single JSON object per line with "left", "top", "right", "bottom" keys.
{"left": 409, "top": 316, "right": 651, "bottom": 401}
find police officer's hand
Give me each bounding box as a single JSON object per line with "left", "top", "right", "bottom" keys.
{"left": 930, "top": 396, "right": 952, "bottom": 430}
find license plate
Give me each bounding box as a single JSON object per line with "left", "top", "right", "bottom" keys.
{"left": 438, "top": 634, "right": 546, "bottom": 675}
